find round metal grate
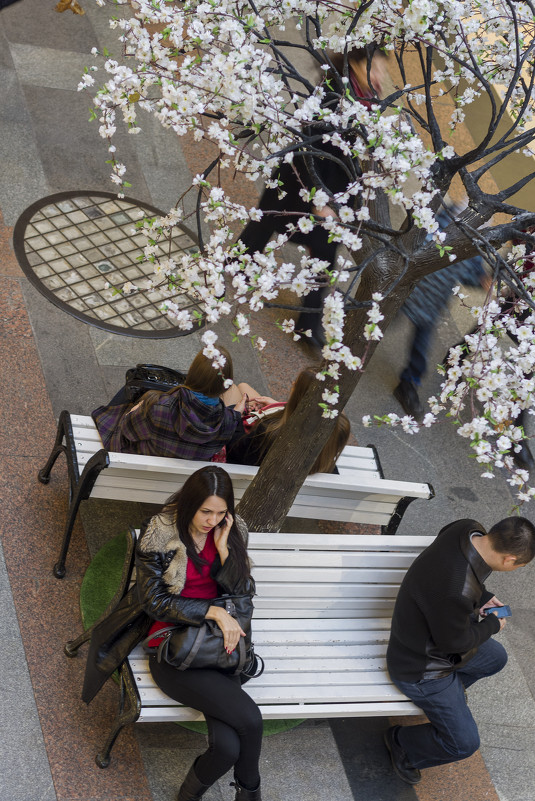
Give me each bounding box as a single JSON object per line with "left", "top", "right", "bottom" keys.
{"left": 13, "top": 191, "right": 204, "bottom": 338}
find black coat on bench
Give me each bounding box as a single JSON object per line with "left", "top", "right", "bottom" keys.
{"left": 82, "top": 513, "right": 250, "bottom": 704}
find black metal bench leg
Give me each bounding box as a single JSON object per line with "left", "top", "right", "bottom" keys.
{"left": 382, "top": 484, "right": 435, "bottom": 535}
{"left": 53, "top": 449, "right": 109, "bottom": 578}
{"left": 96, "top": 664, "right": 141, "bottom": 768}
{"left": 38, "top": 410, "right": 71, "bottom": 484}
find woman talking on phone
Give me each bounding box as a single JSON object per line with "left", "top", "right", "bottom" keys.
{"left": 135, "top": 465, "right": 262, "bottom": 801}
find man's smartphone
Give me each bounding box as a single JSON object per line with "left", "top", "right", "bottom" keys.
{"left": 484, "top": 605, "right": 512, "bottom": 618}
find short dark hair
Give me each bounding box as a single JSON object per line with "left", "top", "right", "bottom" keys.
{"left": 488, "top": 516, "right": 535, "bottom": 564}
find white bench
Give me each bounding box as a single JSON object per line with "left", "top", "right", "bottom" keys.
{"left": 65, "top": 528, "right": 433, "bottom": 768}
{"left": 39, "top": 411, "right": 434, "bottom": 577}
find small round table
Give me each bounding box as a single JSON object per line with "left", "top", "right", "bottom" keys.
{"left": 13, "top": 190, "right": 204, "bottom": 338}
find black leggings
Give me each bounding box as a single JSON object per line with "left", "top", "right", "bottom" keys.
{"left": 150, "top": 656, "right": 263, "bottom": 789}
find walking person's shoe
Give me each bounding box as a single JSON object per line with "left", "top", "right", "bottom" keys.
{"left": 513, "top": 410, "right": 534, "bottom": 471}
{"left": 513, "top": 439, "right": 535, "bottom": 471}
{"left": 393, "top": 379, "right": 424, "bottom": 422}
{"left": 383, "top": 725, "right": 422, "bottom": 785}
{"left": 177, "top": 761, "right": 211, "bottom": 801}
{"left": 230, "top": 778, "right": 262, "bottom": 801}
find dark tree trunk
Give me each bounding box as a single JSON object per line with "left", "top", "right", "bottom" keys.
{"left": 236, "top": 266, "right": 413, "bottom": 530}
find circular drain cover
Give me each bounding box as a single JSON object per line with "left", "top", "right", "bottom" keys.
{"left": 13, "top": 190, "right": 204, "bottom": 338}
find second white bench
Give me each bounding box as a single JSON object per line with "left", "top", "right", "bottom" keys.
{"left": 39, "top": 411, "right": 434, "bottom": 576}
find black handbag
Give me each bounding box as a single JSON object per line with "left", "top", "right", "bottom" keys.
{"left": 124, "top": 363, "right": 187, "bottom": 403}
{"left": 144, "top": 594, "right": 263, "bottom": 678}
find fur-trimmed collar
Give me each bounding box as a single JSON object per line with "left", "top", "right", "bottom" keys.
{"left": 138, "top": 511, "right": 249, "bottom": 595}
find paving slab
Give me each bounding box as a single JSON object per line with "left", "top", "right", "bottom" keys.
{"left": 9, "top": 41, "right": 97, "bottom": 91}
{"left": 21, "top": 82, "right": 151, "bottom": 199}
{"left": 0, "top": 64, "right": 50, "bottom": 226}
{"left": 0, "top": 540, "right": 56, "bottom": 801}
{"left": 1, "top": 0, "right": 97, "bottom": 52}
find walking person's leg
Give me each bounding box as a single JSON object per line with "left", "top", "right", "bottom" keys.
{"left": 150, "top": 658, "right": 262, "bottom": 799}
{"left": 394, "top": 324, "right": 432, "bottom": 421}
{"left": 294, "top": 227, "right": 338, "bottom": 346}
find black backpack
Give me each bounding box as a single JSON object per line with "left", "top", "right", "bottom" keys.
{"left": 124, "top": 364, "right": 187, "bottom": 403}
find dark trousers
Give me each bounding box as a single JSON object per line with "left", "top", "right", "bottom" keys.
{"left": 400, "top": 325, "right": 433, "bottom": 386}
{"left": 150, "top": 656, "right": 263, "bottom": 788}
{"left": 391, "top": 638, "right": 507, "bottom": 769}
{"left": 239, "top": 215, "right": 338, "bottom": 334}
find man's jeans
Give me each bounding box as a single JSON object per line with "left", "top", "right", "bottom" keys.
{"left": 391, "top": 639, "right": 507, "bottom": 769}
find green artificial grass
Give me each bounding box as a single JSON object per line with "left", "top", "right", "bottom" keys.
{"left": 80, "top": 530, "right": 129, "bottom": 630}
{"left": 80, "top": 532, "right": 304, "bottom": 737}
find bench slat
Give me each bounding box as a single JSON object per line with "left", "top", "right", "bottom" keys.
{"left": 250, "top": 602, "right": 395, "bottom": 618}
{"left": 249, "top": 551, "right": 418, "bottom": 568}
{"left": 137, "top": 700, "right": 422, "bottom": 722}
{"left": 251, "top": 566, "right": 409, "bottom": 584}
{"left": 248, "top": 533, "right": 435, "bottom": 551}
{"left": 138, "top": 682, "right": 407, "bottom": 706}
{"left": 134, "top": 669, "right": 393, "bottom": 688}
{"left": 129, "top": 654, "right": 389, "bottom": 673}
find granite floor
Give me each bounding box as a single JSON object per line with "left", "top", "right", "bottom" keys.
{"left": 1, "top": 2, "right": 535, "bottom": 801}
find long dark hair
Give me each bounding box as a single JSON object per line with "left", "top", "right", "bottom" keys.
{"left": 162, "top": 465, "right": 250, "bottom": 576}
{"left": 139, "top": 346, "right": 234, "bottom": 418}
{"left": 183, "top": 346, "right": 233, "bottom": 396}
{"left": 257, "top": 367, "right": 351, "bottom": 473}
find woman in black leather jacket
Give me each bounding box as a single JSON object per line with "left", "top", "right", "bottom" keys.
{"left": 83, "top": 466, "right": 262, "bottom": 801}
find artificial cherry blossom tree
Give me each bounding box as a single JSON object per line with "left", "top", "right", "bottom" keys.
{"left": 84, "top": 0, "right": 535, "bottom": 527}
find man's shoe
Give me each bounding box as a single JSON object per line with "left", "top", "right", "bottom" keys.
{"left": 393, "top": 380, "right": 424, "bottom": 422}
{"left": 383, "top": 726, "right": 421, "bottom": 785}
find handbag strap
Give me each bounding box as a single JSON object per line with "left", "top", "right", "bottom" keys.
{"left": 176, "top": 625, "right": 247, "bottom": 674}
{"left": 142, "top": 625, "right": 179, "bottom": 653}
{"left": 177, "top": 624, "right": 208, "bottom": 671}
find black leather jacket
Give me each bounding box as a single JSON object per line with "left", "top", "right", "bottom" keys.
{"left": 82, "top": 513, "right": 250, "bottom": 704}
{"left": 386, "top": 519, "right": 501, "bottom": 682}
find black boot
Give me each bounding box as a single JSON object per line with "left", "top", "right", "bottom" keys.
{"left": 177, "top": 761, "right": 211, "bottom": 801}
{"left": 513, "top": 411, "right": 534, "bottom": 471}
{"left": 230, "top": 778, "right": 262, "bottom": 801}
{"left": 393, "top": 379, "right": 424, "bottom": 422}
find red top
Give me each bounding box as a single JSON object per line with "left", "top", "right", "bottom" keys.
{"left": 147, "top": 531, "right": 218, "bottom": 646}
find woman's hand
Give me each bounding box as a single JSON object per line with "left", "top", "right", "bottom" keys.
{"left": 313, "top": 205, "right": 338, "bottom": 220}
{"left": 213, "top": 511, "right": 233, "bottom": 563}
{"left": 206, "top": 604, "right": 245, "bottom": 653}
{"left": 234, "top": 392, "right": 248, "bottom": 414}
{"left": 247, "top": 395, "right": 278, "bottom": 411}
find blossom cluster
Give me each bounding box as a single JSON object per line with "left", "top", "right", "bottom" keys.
{"left": 366, "top": 245, "right": 535, "bottom": 503}
{"left": 86, "top": 0, "right": 535, "bottom": 497}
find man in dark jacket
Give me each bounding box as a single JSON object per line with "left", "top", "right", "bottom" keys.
{"left": 385, "top": 516, "right": 535, "bottom": 784}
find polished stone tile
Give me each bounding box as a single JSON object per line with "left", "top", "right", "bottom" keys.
{"left": 0, "top": 65, "right": 50, "bottom": 226}
{"left": 2, "top": 453, "right": 152, "bottom": 801}
{"left": 88, "top": 325, "right": 203, "bottom": 371}
{"left": 18, "top": 276, "right": 109, "bottom": 417}
{"left": 20, "top": 82, "right": 150, "bottom": 202}
{"left": 0, "top": 209, "right": 23, "bottom": 276}
{"left": 0, "top": 539, "right": 56, "bottom": 801}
